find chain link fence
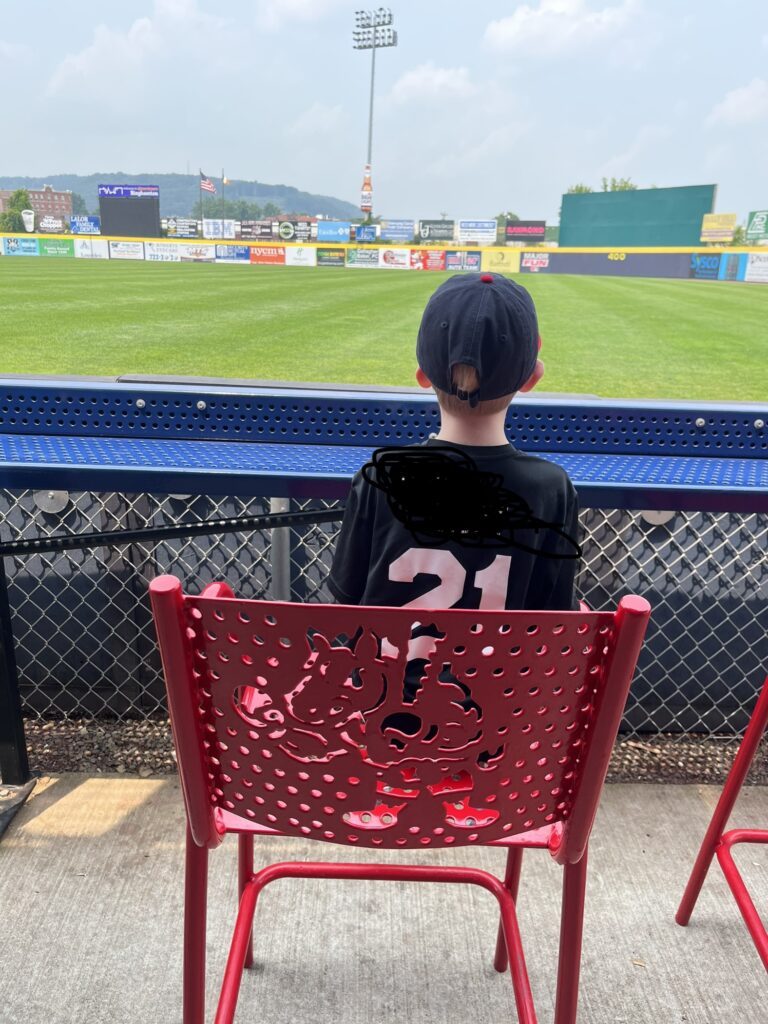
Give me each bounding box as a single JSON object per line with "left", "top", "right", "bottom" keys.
{"left": 2, "top": 488, "right": 766, "bottom": 736}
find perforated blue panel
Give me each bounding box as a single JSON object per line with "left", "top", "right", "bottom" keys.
{"left": 1, "top": 380, "right": 766, "bottom": 457}
{"left": 2, "top": 433, "right": 767, "bottom": 511}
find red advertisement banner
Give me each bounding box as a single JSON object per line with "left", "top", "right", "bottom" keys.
{"left": 249, "top": 246, "right": 286, "bottom": 265}
{"left": 409, "top": 249, "right": 446, "bottom": 271}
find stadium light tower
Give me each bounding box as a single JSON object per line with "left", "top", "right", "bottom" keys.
{"left": 353, "top": 8, "right": 397, "bottom": 218}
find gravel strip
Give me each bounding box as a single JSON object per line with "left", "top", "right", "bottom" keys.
{"left": 21, "top": 718, "right": 768, "bottom": 784}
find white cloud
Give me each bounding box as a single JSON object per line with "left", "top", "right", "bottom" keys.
{"left": 254, "top": 0, "right": 345, "bottom": 32}
{"left": 600, "top": 123, "right": 672, "bottom": 176}
{"left": 389, "top": 63, "right": 477, "bottom": 105}
{"left": 707, "top": 78, "right": 768, "bottom": 126}
{"left": 46, "top": 0, "right": 226, "bottom": 99}
{"left": 287, "top": 101, "right": 344, "bottom": 137}
{"left": 0, "top": 39, "right": 33, "bottom": 61}
{"left": 485, "top": 0, "right": 638, "bottom": 56}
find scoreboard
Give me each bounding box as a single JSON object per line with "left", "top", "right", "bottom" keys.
{"left": 98, "top": 184, "right": 161, "bottom": 237}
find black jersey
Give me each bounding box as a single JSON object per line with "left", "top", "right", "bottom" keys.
{"left": 329, "top": 438, "right": 580, "bottom": 612}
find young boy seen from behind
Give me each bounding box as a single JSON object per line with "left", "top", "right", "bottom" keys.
{"left": 329, "top": 271, "right": 581, "bottom": 613}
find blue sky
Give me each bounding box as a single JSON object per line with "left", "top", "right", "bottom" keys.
{"left": 2, "top": 1, "right": 767, "bottom": 223}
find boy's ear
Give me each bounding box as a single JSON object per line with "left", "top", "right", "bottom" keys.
{"left": 518, "top": 358, "right": 544, "bottom": 393}
{"left": 415, "top": 367, "right": 432, "bottom": 389}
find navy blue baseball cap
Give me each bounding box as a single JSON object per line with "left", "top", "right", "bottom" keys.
{"left": 416, "top": 272, "right": 539, "bottom": 406}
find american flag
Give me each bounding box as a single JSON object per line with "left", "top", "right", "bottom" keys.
{"left": 199, "top": 172, "right": 217, "bottom": 194}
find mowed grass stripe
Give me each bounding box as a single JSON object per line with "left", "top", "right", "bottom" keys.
{"left": 2, "top": 258, "right": 767, "bottom": 400}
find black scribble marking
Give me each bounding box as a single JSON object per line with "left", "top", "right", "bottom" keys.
{"left": 361, "top": 446, "right": 582, "bottom": 559}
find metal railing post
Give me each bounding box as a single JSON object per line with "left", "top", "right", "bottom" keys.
{"left": 269, "top": 498, "right": 292, "bottom": 601}
{"left": 0, "top": 560, "right": 31, "bottom": 785}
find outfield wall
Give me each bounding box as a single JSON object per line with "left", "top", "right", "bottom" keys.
{"left": 2, "top": 233, "right": 767, "bottom": 283}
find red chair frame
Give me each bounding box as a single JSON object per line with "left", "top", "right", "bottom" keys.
{"left": 149, "top": 575, "right": 649, "bottom": 1023}
{"left": 676, "top": 674, "right": 768, "bottom": 969}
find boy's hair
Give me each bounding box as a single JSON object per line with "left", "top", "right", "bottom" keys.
{"left": 434, "top": 363, "right": 514, "bottom": 416}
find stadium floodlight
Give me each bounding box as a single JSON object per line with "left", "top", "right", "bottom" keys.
{"left": 352, "top": 8, "right": 398, "bottom": 218}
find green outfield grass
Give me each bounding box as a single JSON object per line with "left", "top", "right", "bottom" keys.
{"left": 2, "top": 258, "right": 767, "bottom": 400}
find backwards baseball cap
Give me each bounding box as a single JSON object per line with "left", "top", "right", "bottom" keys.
{"left": 416, "top": 272, "right": 539, "bottom": 407}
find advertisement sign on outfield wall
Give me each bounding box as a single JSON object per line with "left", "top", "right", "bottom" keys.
{"left": 346, "top": 247, "right": 380, "bottom": 267}
{"left": 316, "top": 247, "right": 345, "bottom": 267}
{"left": 285, "top": 246, "right": 317, "bottom": 267}
{"left": 316, "top": 221, "right": 351, "bottom": 242}
{"left": 378, "top": 248, "right": 410, "bottom": 269}
{"left": 445, "top": 250, "right": 481, "bottom": 272}
{"left": 519, "top": 251, "right": 693, "bottom": 278}
{"left": 277, "top": 221, "right": 313, "bottom": 242}
{"left": 746, "top": 211, "right": 768, "bottom": 243}
{"left": 3, "top": 237, "right": 39, "bottom": 256}
{"left": 418, "top": 220, "right": 454, "bottom": 242}
{"left": 457, "top": 220, "right": 497, "bottom": 245}
{"left": 745, "top": 253, "right": 768, "bottom": 283}
{"left": 380, "top": 219, "right": 414, "bottom": 242}
{"left": 250, "top": 246, "right": 285, "bottom": 265}
{"left": 238, "top": 220, "right": 275, "bottom": 241}
{"left": 109, "top": 240, "right": 145, "bottom": 260}
{"left": 481, "top": 249, "right": 521, "bottom": 273}
{"left": 74, "top": 238, "right": 109, "bottom": 259}
{"left": 410, "top": 249, "right": 446, "bottom": 270}
{"left": 215, "top": 244, "right": 250, "bottom": 263}
{"left": 203, "top": 219, "right": 236, "bottom": 240}
{"left": 145, "top": 242, "right": 182, "bottom": 262}
{"left": 718, "top": 254, "right": 747, "bottom": 281}
{"left": 166, "top": 217, "right": 198, "bottom": 238}
{"left": 520, "top": 251, "right": 550, "bottom": 272}
{"left": 700, "top": 213, "right": 737, "bottom": 243}
{"left": 39, "top": 216, "right": 65, "bottom": 233}
{"left": 355, "top": 224, "right": 377, "bottom": 243}
{"left": 689, "top": 253, "right": 721, "bottom": 280}
{"left": 506, "top": 220, "right": 546, "bottom": 242}
{"left": 39, "top": 239, "right": 75, "bottom": 258}
{"left": 178, "top": 244, "right": 215, "bottom": 262}
{"left": 70, "top": 215, "right": 102, "bottom": 235}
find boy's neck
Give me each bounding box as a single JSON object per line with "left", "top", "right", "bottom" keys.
{"left": 433, "top": 410, "right": 510, "bottom": 447}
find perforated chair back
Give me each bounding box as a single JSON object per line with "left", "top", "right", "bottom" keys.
{"left": 150, "top": 576, "right": 650, "bottom": 863}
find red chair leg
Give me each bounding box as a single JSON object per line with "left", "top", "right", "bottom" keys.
{"left": 676, "top": 675, "right": 768, "bottom": 927}
{"left": 184, "top": 827, "right": 209, "bottom": 1024}
{"left": 493, "top": 847, "right": 524, "bottom": 973}
{"left": 238, "top": 833, "right": 254, "bottom": 968}
{"left": 553, "top": 850, "right": 588, "bottom": 1024}
{"left": 717, "top": 831, "right": 768, "bottom": 970}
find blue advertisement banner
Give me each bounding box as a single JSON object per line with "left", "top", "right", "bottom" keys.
{"left": 689, "top": 253, "right": 722, "bottom": 280}
{"left": 354, "top": 224, "right": 377, "bottom": 243}
{"left": 215, "top": 244, "right": 250, "bottom": 262}
{"left": 519, "top": 251, "right": 692, "bottom": 278}
{"left": 317, "top": 221, "right": 351, "bottom": 242}
{"left": 445, "top": 250, "right": 482, "bottom": 272}
{"left": 380, "top": 219, "right": 415, "bottom": 241}
{"left": 98, "top": 184, "right": 159, "bottom": 198}
{"left": 3, "top": 237, "right": 39, "bottom": 256}
{"left": 70, "top": 215, "right": 101, "bottom": 235}
{"left": 718, "top": 253, "right": 747, "bottom": 282}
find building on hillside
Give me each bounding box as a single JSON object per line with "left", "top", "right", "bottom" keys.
{"left": 0, "top": 184, "right": 73, "bottom": 222}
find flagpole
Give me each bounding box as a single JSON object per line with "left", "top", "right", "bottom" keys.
{"left": 199, "top": 172, "right": 205, "bottom": 239}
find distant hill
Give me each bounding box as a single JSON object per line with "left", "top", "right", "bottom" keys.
{"left": 0, "top": 172, "right": 360, "bottom": 220}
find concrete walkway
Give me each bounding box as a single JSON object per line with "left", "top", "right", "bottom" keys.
{"left": 0, "top": 777, "right": 765, "bottom": 1023}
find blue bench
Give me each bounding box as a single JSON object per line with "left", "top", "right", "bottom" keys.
{"left": 1, "top": 376, "right": 767, "bottom": 512}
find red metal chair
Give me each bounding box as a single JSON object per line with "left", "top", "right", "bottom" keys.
{"left": 676, "top": 674, "right": 768, "bottom": 968}
{"left": 149, "top": 575, "right": 650, "bottom": 1024}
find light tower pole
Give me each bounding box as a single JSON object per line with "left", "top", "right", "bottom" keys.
{"left": 353, "top": 8, "right": 397, "bottom": 220}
